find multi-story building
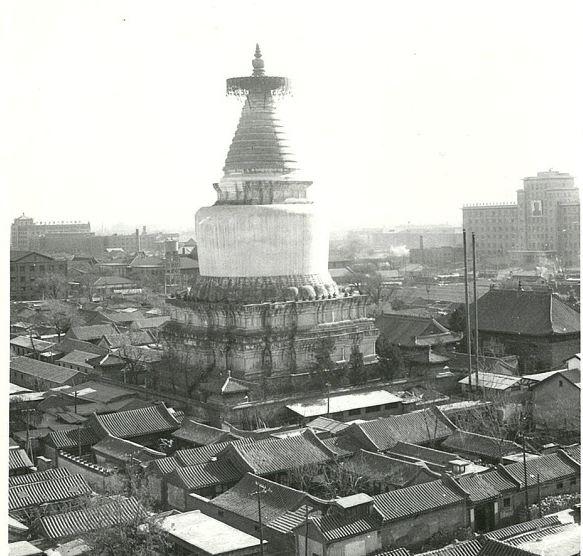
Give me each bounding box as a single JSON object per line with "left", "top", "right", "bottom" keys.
{"left": 10, "top": 215, "right": 91, "bottom": 251}
{"left": 515, "top": 170, "right": 579, "bottom": 266}
{"left": 10, "top": 251, "right": 68, "bottom": 300}
{"left": 462, "top": 203, "right": 518, "bottom": 265}
{"left": 462, "top": 171, "right": 580, "bottom": 268}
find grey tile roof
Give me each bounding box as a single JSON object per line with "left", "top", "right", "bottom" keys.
{"left": 9, "top": 474, "right": 92, "bottom": 511}
{"left": 145, "top": 456, "right": 179, "bottom": 476}
{"left": 441, "top": 430, "right": 522, "bottom": 460}
{"left": 56, "top": 350, "right": 96, "bottom": 370}
{"left": 54, "top": 337, "right": 108, "bottom": 356}
{"left": 211, "top": 473, "right": 309, "bottom": 529}
{"left": 474, "top": 289, "right": 580, "bottom": 336}
{"left": 171, "top": 419, "right": 234, "bottom": 446}
{"left": 563, "top": 443, "right": 581, "bottom": 463}
{"left": 306, "top": 416, "right": 350, "bottom": 435}
{"left": 9, "top": 467, "right": 71, "bottom": 487}
{"left": 225, "top": 431, "right": 335, "bottom": 475}
{"left": 373, "top": 479, "right": 466, "bottom": 522}
{"left": 320, "top": 435, "right": 361, "bottom": 458}
{"left": 100, "top": 330, "right": 156, "bottom": 348}
{"left": 345, "top": 449, "right": 440, "bottom": 488}
{"left": 418, "top": 539, "right": 482, "bottom": 556}
{"left": 167, "top": 460, "right": 241, "bottom": 491}
{"left": 36, "top": 497, "right": 143, "bottom": 540}
{"left": 345, "top": 407, "right": 455, "bottom": 451}
{"left": 375, "top": 549, "right": 412, "bottom": 556}
{"left": 89, "top": 402, "right": 180, "bottom": 439}
{"left": 455, "top": 474, "right": 500, "bottom": 503}
{"left": 502, "top": 451, "right": 579, "bottom": 486}
{"left": 10, "top": 356, "right": 84, "bottom": 385}
{"left": 388, "top": 441, "right": 460, "bottom": 468}
{"left": 479, "top": 468, "right": 520, "bottom": 494}
{"left": 68, "top": 324, "right": 120, "bottom": 341}
{"left": 308, "top": 513, "right": 382, "bottom": 542}
{"left": 174, "top": 438, "right": 256, "bottom": 467}
{"left": 9, "top": 449, "right": 34, "bottom": 471}
{"left": 484, "top": 515, "right": 561, "bottom": 541}
{"left": 476, "top": 539, "right": 535, "bottom": 556}
{"left": 92, "top": 435, "right": 165, "bottom": 463}
{"left": 45, "top": 427, "right": 100, "bottom": 449}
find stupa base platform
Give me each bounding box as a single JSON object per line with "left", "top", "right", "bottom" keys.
{"left": 162, "top": 295, "right": 377, "bottom": 382}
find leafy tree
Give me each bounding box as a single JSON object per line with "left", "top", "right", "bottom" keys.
{"left": 309, "top": 336, "right": 336, "bottom": 388}
{"left": 37, "top": 272, "right": 69, "bottom": 299}
{"left": 352, "top": 270, "right": 384, "bottom": 310}
{"left": 376, "top": 337, "right": 405, "bottom": 380}
{"left": 347, "top": 344, "right": 367, "bottom": 385}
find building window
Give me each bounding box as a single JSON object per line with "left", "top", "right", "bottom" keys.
{"left": 348, "top": 408, "right": 361, "bottom": 416}
{"left": 557, "top": 482, "right": 564, "bottom": 490}
{"left": 503, "top": 497, "right": 511, "bottom": 507}
{"left": 365, "top": 405, "right": 381, "bottom": 414}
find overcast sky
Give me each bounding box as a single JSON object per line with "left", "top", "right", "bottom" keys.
{"left": 2, "top": 0, "right": 582, "bottom": 234}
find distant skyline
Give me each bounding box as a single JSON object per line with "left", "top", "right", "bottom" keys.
{"left": 3, "top": 1, "right": 582, "bottom": 232}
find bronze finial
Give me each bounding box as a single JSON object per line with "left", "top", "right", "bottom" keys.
{"left": 252, "top": 43, "right": 265, "bottom": 76}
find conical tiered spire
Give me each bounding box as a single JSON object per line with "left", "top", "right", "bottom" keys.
{"left": 222, "top": 45, "right": 303, "bottom": 183}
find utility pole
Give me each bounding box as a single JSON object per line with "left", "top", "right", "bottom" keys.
{"left": 250, "top": 481, "right": 271, "bottom": 556}
{"left": 326, "top": 383, "right": 331, "bottom": 416}
{"left": 522, "top": 433, "right": 530, "bottom": 521}
{"left": 472, "top": 232, "right": 481, "bottom": 393}
{"left": 463, "top": 229, "right": 473, "bottom": 393}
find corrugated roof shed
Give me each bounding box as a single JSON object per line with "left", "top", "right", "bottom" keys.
{"left": 287, "top": 389, "right": 402, "bottom": 418}
{"left": 474, "top": 289, "right": 580, "bottom": 336}
{"left": 373, "top": 479, "right": 466, "bottom": 521}
{"left": 88, "top": 402, "right": 180, "bottom": 439}
{"left": 10, "top": 357, "right": 85, "bottom": 385}
{"left": 458, "top": 373, "right": 522, "bottom": 391}
{"left": 35, "top": 497, "right": 143, "bottom": 540}
{"left": 9, "top": 474, "right": 92, "bottom": 511}
{"left": 441, "top": 430, "right": 522, "bottom": 460}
